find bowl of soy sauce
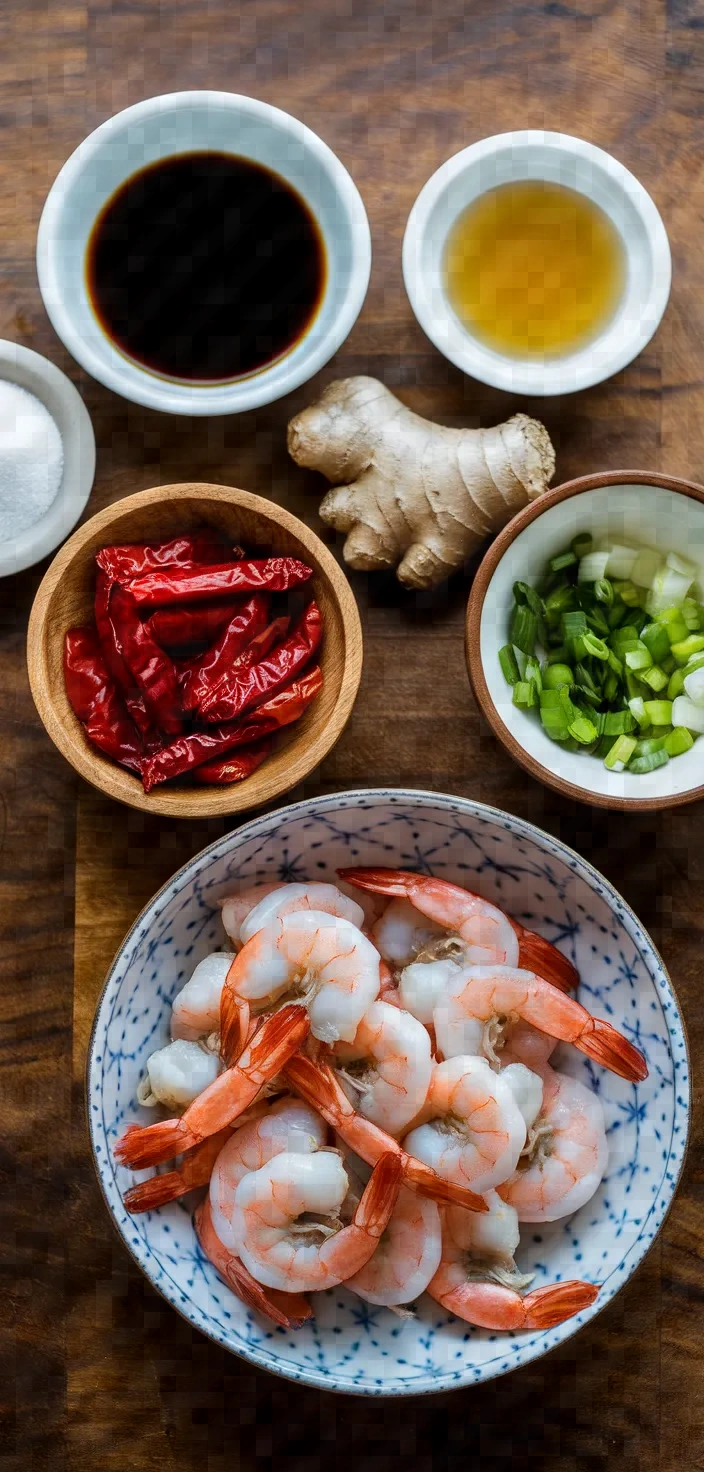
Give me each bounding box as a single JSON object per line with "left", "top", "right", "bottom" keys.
{"left": 36, "top": 92, "right": 372, "bottom": 415}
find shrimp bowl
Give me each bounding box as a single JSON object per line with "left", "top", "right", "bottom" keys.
{"left": 88, "top": 789, "right": 689, "bottom": 1396}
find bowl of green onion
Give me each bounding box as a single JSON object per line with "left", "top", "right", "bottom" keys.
{"left": 466, "top": 470, "right": 704, "bottom": 809}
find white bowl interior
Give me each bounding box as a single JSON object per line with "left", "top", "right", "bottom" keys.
{"left": 403, "top": 132, "right": 671, "bottom": 396}
{"left": 37, "top": 92, "right": 371, "bottom": 415}
{"left": 480, "top": 483, "right": 704, "bottom": 803}
{"left": 0, "top": 341, "right": 95, "bottom": 577}
{"left": 88, "top": 790, "right": 688, "bottom": 1395}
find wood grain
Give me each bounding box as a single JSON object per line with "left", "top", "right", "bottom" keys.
{"left": 3, "top": 0, "right": 704, "bottom": 1468}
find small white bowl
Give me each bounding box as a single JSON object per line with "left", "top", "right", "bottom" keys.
{"left": 0, "top": 341, "right": 95, "bottom": 577}
{"left": 466, "top": 471, "right": 704, "bottom": 810}
{"left": 36, "top": 91, "right": 372, "bottom": 416}
{"left": 403, "top": 131, "right": 671, "bottom": 396}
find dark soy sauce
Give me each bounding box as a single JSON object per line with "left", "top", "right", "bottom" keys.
{"left": 86, "top": 152, "right": 326, "bottom": 382}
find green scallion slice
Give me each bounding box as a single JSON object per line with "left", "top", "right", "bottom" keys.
{"left": 628, "top": 748, "right": 670, "bottom": 774}
{"left": 510, "top": 603, "right": 538, "bottom": 656}
{"left": 499, "top": 644, "right": 521, "bottom": 686}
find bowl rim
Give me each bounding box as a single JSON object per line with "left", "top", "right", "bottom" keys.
{"left": 36, "top": 90, "right": 372, "bottom": 415}
{"left": 26, "top": 481, "right": 363, "bottom": 817}
{"left": 0, "top": 339, "right": 96, "bottom": 576}
{"left": 466, "top": 469, "right": 704, "bottom": 812}
{"left": 402, "top": 129, "right": 672, "bottom": 397}
{"left": 85, "top": 785, "right": 691, "bottom": 1396}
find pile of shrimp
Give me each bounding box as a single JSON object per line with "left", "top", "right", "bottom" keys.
{"left": 114, "top": 869, "right": 648, "bottom": 1335}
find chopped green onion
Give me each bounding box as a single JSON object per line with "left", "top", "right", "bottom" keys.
{"left": 571, "top": 533, "right": 593, "bottom": 560}
{"left": 682, "top": 599, "right": 701, "bottom": 631}
{"left": 510, "top": 603, "right": 538, "bottom": 655}
{"left": 603, "top": 709, "right": 636, "bottom": 735}
{"left": 628, "top": 749, "right": 670, "bottom": 774}
{"left": 550, "top": 551, "right": 577, "bottom": 572}
{"left": 683, "top": 665, "right": 704, "bottom": 704}
{"left": 642, "top": 699, "right": 672, "bottom": 726}
{"left": 499, "top": 644, "right": 521, "bottom": 686}
{"left": 635, "top": 736, "right": 668, "bottom": 757}
{"left": 630, "top": 547, "right": 662, "bottom": 588}
{"left": 625, "top": 670, "right": 646, "bottom": 701}
{"left": 667, "top": 667, "right": 686, "bottom": 701}
{"left": 594, "top": 578, "right": 614, "bottom": 606}
{"left": 604, "top": 734, "right": 638, "bottom": 771}
{"left": 561, "top": 610, "right": 588, "bottom": 639}
{"left": 513, "top": 581, "right": 544, "bottom": 616}
{"left": 545, "top": 644, "right": 569, "bottom": 664}
{"left": 540, "top": 705, "right": 570, "bottom": 741}
{"left": 671, "top": 634, "right": 704, "bottom": 666}
{"left": 568, "top": 714, "right": 599, "bottom": 745}
{"left": 578, "top": 551, "right": 610, "bottom": 583}
{"left": 542, "top": 663, "right": 574, "bottom": 690}
{"left": 672, "top": 695, "right": 704, "bottom": 735}
{"left": 640, "top": 664, "right": 669, "bottom": 693}
{"left": 513, "top": 680, "right": 537, "bottom": 709}
{"left": 545, "top": 585, "right": 576, "bottom": 618}
{"left": 612, "top": 580, "right": 642, "bottom": 607}
{"left": 603, "top": 669, "right": 619, "bottom": 702}
{"left": 664, "top": 727, "right": 695, "bottom": 757}
{"left": 582, "top": 632, "right": 609, "bottom": 660}
{"left": 624, "top": 647, "right": 653, "bottom": 672}
{"left": 628, "top": 697, "right": 649, "bottom": 729}
{"left": 607, "top": 599, "right": 628, "bottom": 629}
{"left": 524, "top": 657, "right": 543, "bottom": 694}
{"left": 640, "top": 622, "right": 671, "bottom": 664}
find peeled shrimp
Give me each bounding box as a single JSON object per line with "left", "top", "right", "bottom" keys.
{"left": 332, "top": 1000, "right": 433, "bottom": 1136}
{"left": 404, "top": 1055, "right": 529, "bottom": 1194}
{"left": 239, "top": 883, "right": 365, "bottom": 946}
{"left": 498, "top": 1065, "right": 608, "bottom": 1222}
{"left": 427, "top": 1216, "right": 598, "bottom": 1331}
{"left": 346, "top": 1184, "right": 442, "bottom": 1307}
{"left": 170, "top": 953, "right": 234, "bottom": 1041}
{"left": 430, "top": 965, "right": 647, "bottom": 1082}
{"left": 209, "top": 1096, "right": 327, "bottom": 1252}
{"left": 445, "top": 1187, "right": 525, "bottom": 1283}
{"left": 219, "top": 911, "right": 381, "bottom": 1059}
{"left": 137, "top": 1037, "right": 221, "bottom": 1110}
{"left": 340, "top": 868, "right": 579, "bottom": 992}
{"left": 371, "top": 898, "right": 447, "bottom": 968}
{"left": 220, "top": 882, "right": 283, "bottom": 948}
{"left": 284, "top": 1052, "right": 488, "bottom": 1214}
{"left": 114, "top": 1004, "right": 310, "bottom": 1170}
{"left": 195, "top": 1194, "right": 312, "bottom": 1331}
{"left": 233, "top": 1149, "right": 403, "bottom": 1293}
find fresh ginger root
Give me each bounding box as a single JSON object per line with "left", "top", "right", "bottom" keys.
{"left": 287, "top": 377, "right": 555, "bottom": 589}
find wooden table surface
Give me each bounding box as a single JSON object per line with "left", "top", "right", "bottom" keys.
{"left": 4, "top": 2, "right": 704, "bottom": 1467}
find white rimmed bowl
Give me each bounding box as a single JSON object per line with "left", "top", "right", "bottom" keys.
{"left": 37, "top": 91, "right": 371, "bottom": 415}
{"left": 87, "top": 788, "right": 688, "bottom": 1395}
{"left": 403, "top": 131, "right": 671, "bottom": 396}
{"left": 0, "top": 341, "right": 95, "bottom": 577}
{"left": 466, "top": 471, "right": 704, "bottom": 810}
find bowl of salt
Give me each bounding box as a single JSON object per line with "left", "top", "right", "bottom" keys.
{"left": 0, "top": 341, "right": 95, "bottom": 577}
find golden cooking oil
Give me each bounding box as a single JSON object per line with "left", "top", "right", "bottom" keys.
{"left": 443, "top": 180, "right": 626, "bottom": 359}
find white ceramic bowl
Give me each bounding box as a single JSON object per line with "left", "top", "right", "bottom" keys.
{"left": 36, "top": 92, "right": 371, "bottom": 415}
{"left": 403, "top": 131, "right": 671, "bottom": 396}
{"left": 0, "top": 341, "right": 95, "bottom": 577}
{"left": 87, "top": 788, "right": 688, "bottom": 1395}
{"left": 466, "top": 471, "right": 704, "bottom": 810}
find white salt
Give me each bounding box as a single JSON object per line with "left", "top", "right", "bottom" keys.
{"left": 0, "top": 380, "right": 64, "bottom": 539}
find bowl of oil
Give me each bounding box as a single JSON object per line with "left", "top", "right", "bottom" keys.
{"left": 37, "top": 92, "right": 371, "bottom": 415}
{"left": 402, "top": 131, "right": 671, "bottom": 396}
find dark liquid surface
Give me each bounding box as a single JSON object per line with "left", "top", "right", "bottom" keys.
{"left": 86, "top": 152, "right": 326, "bottom": 382}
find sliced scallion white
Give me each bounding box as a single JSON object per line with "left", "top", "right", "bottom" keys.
{"left": 578, "top": 551, "right": 610, "bottom": 583}
{"left": 630, "top": 547, "right": 662, "bottom": 589}
{"left": 605, "top": 544, "right": 638, "bottom": 580}
{"left": 666, "top": 550, "right": 699, "bottom": 580}
{"left": 671, "top": 694, "right": 704, "bottom": 734}
{"left": 683, "top": 665, "right": 704, "bottom": 706}
{"left": 647, "top": 566, "right": 695, "bottom": 616}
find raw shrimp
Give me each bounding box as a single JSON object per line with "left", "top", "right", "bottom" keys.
{"left": 403, "top": 1055, "right": 529, "bottom": 1194}
{"left": 445, "top": 1187, "right": 527, "bottom": 1286}
{"left": 340, "top": 868, "right": 579, "bottom": 992}
{"left": 332, "top": 1000, "right": 433, "bottom": 1136}
{"left": 195, "top": 1194, "right": 312, "bottom": 1330}
{"left": 233, "top": 1149, "right": 402, "bottom": 1293}
{"left": 498, "top": 1065, "right": 608, "bottom": 1222}
{"left": 219, "top": 911, "right": 381, "bottom": 1059}
{"left": 346, "top": 1185, "right": 442, "bottom": 1307}
{"left": 239, "top": 883, "right": 365, "bottom": 946}
{"left": 209, "top": 1096, "right": 327, "bottom": 1251}
{"left": 427, "top": 1217, "right": 598, "bottom": 1330}
{"left": 430, "top": 965, "right": 647, "bottom": 1082}
{"left": 283, "top": 1052, "right": 489, "bottom": 1214}
{"left": 137, "top": 1037, "right": 221, "bottom": 1110}
{"left": 220, "top": 882, "right": 283, "bottom": 948}
{"left": 170, "top": 953, "right": 234, "bottom": 1041}
{"left": 114, "top": 1004, "right": 310, "bottom": 1170}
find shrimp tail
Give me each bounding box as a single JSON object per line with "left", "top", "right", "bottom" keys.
{"left": 115, "top": 1006, "right": 310, "bottom": 1170}
{"left": 123, "top": 1128, "right": 233, "bottom": 1214}
{"left": 577, "top": 1017, "right": 648, "bottom": 1081}
{"left": 284, "top": 1054, "right": 488, "bottom": 1215}
{"left": 195, "top": 1198, "right": 312, "bottom": 1330}
{"left": 513, "top": 925, "right": 579, "bottom": 993}
{"left": 220, "top": 973, "right": 251, "bottom": 1065}
{"left": 520, "top": 1280, "right": 599, "bottom": 1329}
{"left": 338, "top": 867, "right": 414, "bottom": 897}
{"left": 356, "top": 1152, "right": 403, "bottom": 1237}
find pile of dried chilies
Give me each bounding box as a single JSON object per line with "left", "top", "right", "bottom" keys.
{"left": 64, "top": 529, "right": 323, "bottom": 791}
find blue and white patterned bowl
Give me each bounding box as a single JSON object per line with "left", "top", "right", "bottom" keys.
{"left": 87, "top": 789, "right": 689, "bottom": 1396}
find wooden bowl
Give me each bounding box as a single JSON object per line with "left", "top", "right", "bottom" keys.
{"left": 466, "top": 470, "right": 704, "bottom": 811}
{"left": 28, "top": 483, "right": 363, "bottom": 817}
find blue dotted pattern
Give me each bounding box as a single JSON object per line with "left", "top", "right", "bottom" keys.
{"left": 87, "top": 789, "right": 689, "bottom": 1397}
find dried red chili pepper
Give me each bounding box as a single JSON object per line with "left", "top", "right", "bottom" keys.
{"left": 126, "top": 557, "right": 312, "bottom": 609}
{"left": 192, "top": 739, "right": 273, "bottom": 786}
{"left": 146, "top": 599, "right": 243, "bottom": 653}
{"left": 94, "top": 570, "right": 156, "bottom": 740}
{"left": 109, "top": 584, "right": 184, "bottom": 737}
{"left": 141, "top": 666, "right": 322, "bottom": 792}
{"left": 180, "top": 594, "right": 271, "bottom": 711}
{"left": 183, "top": 607, "right": 292, "bottom": 715}
{"left": 198, "top": 602, "right": 323, "bottom": 724}
{"left": 64, "top": 628, "right": 144, "bottom": 775}
{"left": 96, "top": 529, "right": 237, "bottom": 583}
